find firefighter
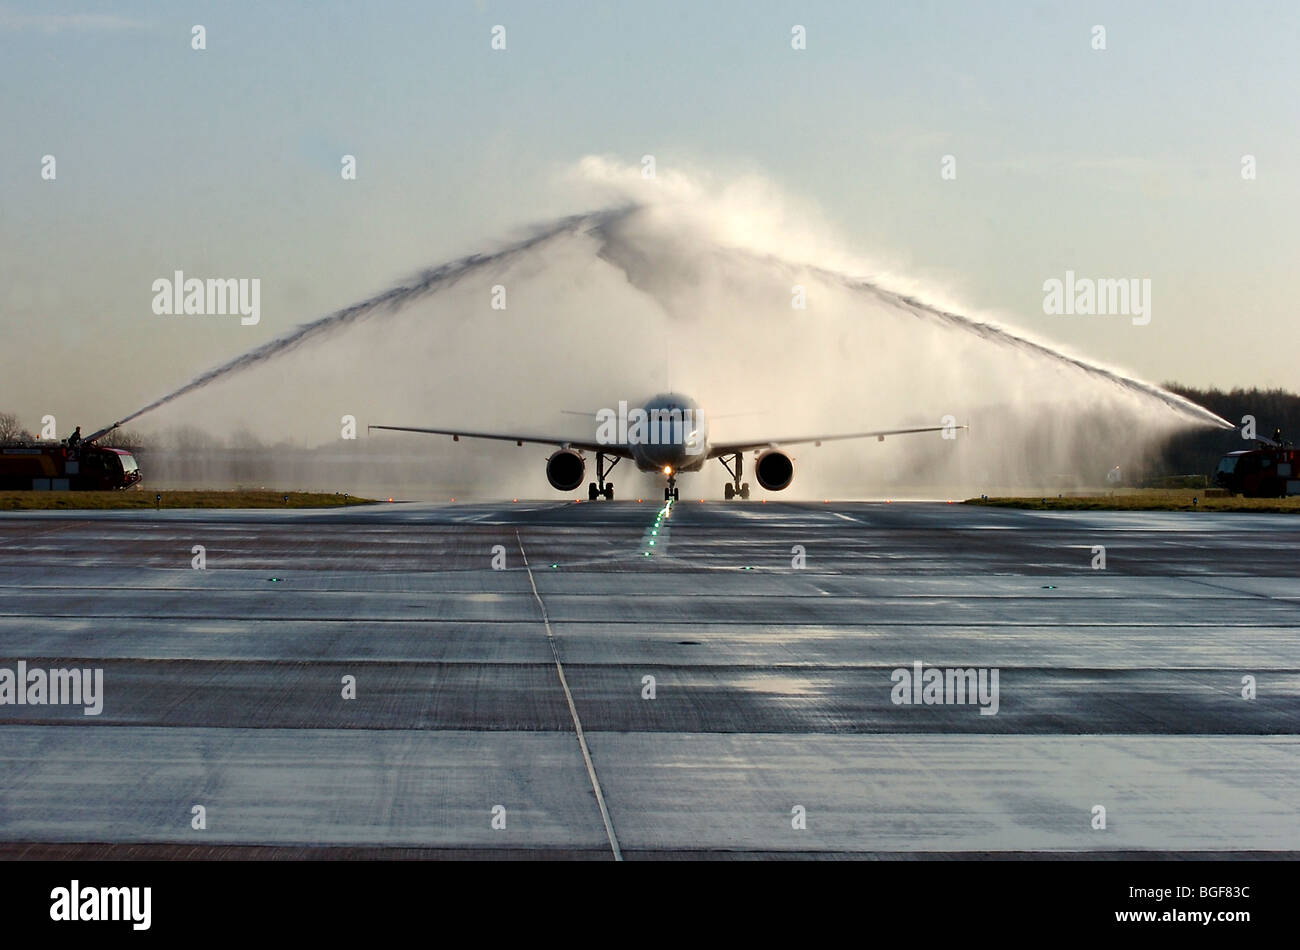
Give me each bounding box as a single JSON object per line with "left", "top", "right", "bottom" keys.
{"left": 67, "top": 426, "right": 82, "bottom": 452}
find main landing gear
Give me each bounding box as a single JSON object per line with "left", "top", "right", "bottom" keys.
{"left": 588, "top": 452, "right": 619, "bottom": 501}
{"left": 720, "top": 452, "right": 750, "bottom": 500}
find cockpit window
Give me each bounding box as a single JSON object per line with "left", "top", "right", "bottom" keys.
{"left": 1216, "top": 456, "right": 1238, "bottom": 474}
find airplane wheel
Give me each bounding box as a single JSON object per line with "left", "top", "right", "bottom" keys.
{"left": 673, "top": 489, "right": 679, "bottom": 501}
{"left": 740, "top": 483, "right": 750, "bottom": 500}
{"left": 604, "top": 484, "right": 615, "bottom": 501}
{"left": 588, "top": 482, "right": 599, "bottom": 501}
{"left": 724, "top": 483, "right": 735, "bottom": 500}
{"left": 664, "top": 487, "right": 671, "bottom": 501}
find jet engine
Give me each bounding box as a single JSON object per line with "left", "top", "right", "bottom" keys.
{"left": 754, "top": 449, "right": 795, "bottom": 492}
{"left": 546, "top": 449, "right": 585, "bottom": 492}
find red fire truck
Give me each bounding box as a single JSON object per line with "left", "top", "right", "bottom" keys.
{"left": 1214, "top": 444, "right": 1299, "bottom": 498}
{"left": 0, "top": 440, "right": 142, "bottom": 491}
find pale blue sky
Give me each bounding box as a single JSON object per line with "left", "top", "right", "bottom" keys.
{"left": 3, "top": 0, "right": 1297, "bottom": 425}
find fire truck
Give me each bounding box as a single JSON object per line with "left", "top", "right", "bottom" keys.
{"left": 0, "top": 437, "right": 142, "bottom": 491}
{"left": 1214, "top": 443, "right": 1299, "bottom": 498}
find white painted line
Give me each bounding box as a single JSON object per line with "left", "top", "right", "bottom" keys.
{"left": 516, "top": 531, "right": 622, "bottom": 861}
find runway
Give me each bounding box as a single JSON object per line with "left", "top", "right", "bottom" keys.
{"left": 0, "top": 500, "right": 1297, "bottom": 859}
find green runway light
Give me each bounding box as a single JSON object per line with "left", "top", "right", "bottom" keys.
{"left": 551, "top": 563, "right": 558, "bottom": 569}
{"left": 268, "top": 578, "right": 282, "bottom": 582}
{"left": 1042, "top": 585, "right": 1056, "bottom": 589}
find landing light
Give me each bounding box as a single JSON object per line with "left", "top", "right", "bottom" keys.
{"left": 663, "top": 466, "right": 673, "bottom": 476}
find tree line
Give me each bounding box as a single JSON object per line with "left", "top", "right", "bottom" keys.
{"left": 1159, "top": 384, "right": 1300, "bottom": 476}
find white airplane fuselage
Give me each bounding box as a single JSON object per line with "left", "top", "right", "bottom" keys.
{"left": 622, "top": 392, "right": 710, "bottom": 475}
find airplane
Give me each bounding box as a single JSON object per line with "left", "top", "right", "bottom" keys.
{"left": 369, "top": 392, "right": 963, "bottom": 501}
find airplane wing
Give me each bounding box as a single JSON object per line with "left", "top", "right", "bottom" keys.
{"left": 368, "top": 424, "right": 633, "bottom": 458}
{"left": 707, "top": 424, "right": 965, "bottom": 457}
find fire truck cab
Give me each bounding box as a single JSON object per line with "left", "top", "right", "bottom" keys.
{"left": 1214, "top": 446, "right": 1299, "bottom": 498}
{"left": 0, "top": 441, "right": 142, "bottom": 491}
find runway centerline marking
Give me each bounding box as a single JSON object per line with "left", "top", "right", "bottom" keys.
{"left": 515, "top": 530, "right": 622, "bottom": 861}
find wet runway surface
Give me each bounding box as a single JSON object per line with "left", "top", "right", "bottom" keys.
{"left": 0, "top": 500, "right": 1297, "bottom": 858}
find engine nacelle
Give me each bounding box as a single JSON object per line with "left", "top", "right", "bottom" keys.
{"left": 754, "top": 449, "right": 794, "bottom": 492}
{"left": 546, "top": 449, "right": 585, "bottom": 492}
